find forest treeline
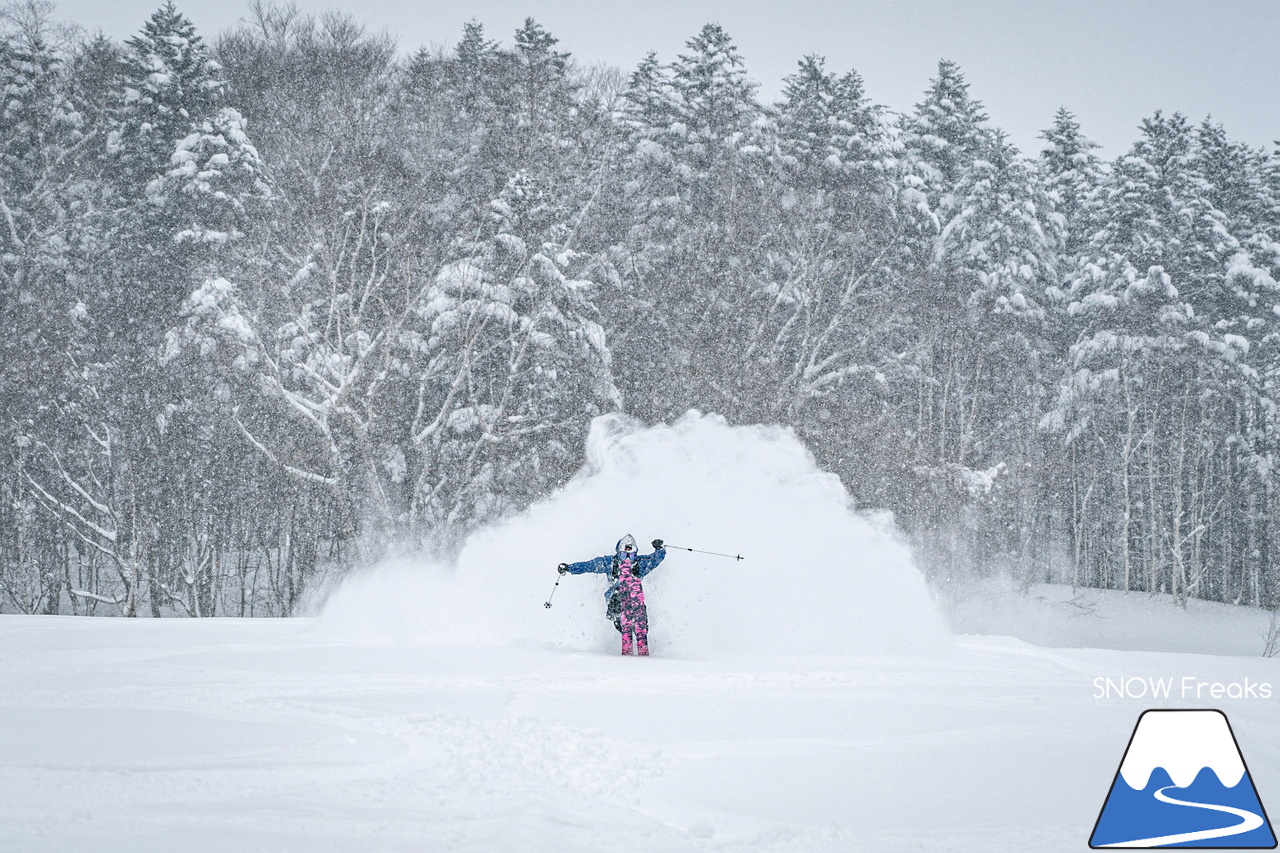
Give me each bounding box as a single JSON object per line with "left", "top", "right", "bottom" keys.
{"left": 3, "top": 1, "right": 1280, "bottom": 616}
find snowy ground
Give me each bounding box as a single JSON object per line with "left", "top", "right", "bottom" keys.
{"left": 1, "top": 612, "right": 1278, "bottom": 853}
{"left": 4, "top": 415, "right": 1278, "bottom": 851}
{"left": 942, "top": 579, "right": 1280, "bottom": 657}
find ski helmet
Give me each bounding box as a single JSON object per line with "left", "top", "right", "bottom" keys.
{"left": 617, "top": 534, "right": 637, "bottom": 553}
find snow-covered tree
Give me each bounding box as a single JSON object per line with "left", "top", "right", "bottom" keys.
{"left": 776, "top": 55, "right": 890, "bottom": 197}
{"left": 0, "top": 3, "right": 93, "bottom": 614}
{"left": 904, "top": 59, "right": 991, "bottom": 194}
{"left": 617, "top": 51, "right": 672, "bottom": 135}
{"left": 894, "top": 61, "right": 1062, "bottom": 578}
{"left": 10, "top": 3, "right": 273, "bottom": 616}
{"left": 604, "top": 25, "right": 773, "bottom": 422}
{"left": 1043, "top": 112, "right": 1280, "bottom": 604}
{"left": 9, "top": 6, "right": 1280, "bottom": 615}
{"left": 1038, "top": 108, "right": 1104, "bottom": 261}
{"left": 109, "top": 2, "right": 228, "bottom": 243}
{"left": 667, "top": 23, "right": 759, "bottom": 157}
{"left": 173, "top": 228, "right": 618, "bottom": 553}
{"left": 0, "top": 4, "right": 82, "bottom": 355}
{"left": 510, "top": 18, "right": 573, "bottom": 138}
{"left": 746, "top": 55, "right": 905, "bottom": 444}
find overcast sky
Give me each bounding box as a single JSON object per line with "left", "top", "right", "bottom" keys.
{"left": 52, "top": 0, "right": 1280, "bottom": 159}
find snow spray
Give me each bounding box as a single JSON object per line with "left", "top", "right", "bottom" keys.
{"left": 321, "top": 411, "right": 947, "bottom": 656}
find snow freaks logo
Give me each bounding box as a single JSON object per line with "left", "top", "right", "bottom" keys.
{"left": 1092, "top": 676, "right": 1272, "bottom": 700}
{"left": 1089, "top": 710, "right": 1277, "bottom": 848}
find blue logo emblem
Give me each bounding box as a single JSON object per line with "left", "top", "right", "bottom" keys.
{"left": 1090, "top": 709, "right": 1276, "bottom": 848}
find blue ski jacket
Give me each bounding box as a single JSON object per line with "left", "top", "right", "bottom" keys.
{"left": 565, "top": 538, "right": 666, "bottom": 603}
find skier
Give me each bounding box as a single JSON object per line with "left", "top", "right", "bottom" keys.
{"left": 558, "top": 534, "right": 666, "bottom": 656}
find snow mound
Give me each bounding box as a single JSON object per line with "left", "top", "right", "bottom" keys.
{"left": 322, "top": 411, "right": 947, "bottom": 656}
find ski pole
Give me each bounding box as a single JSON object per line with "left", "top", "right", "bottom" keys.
{"left": 544, "top": 573, "right": 561, "bottom": 608}
{"left": 665, "top": 545, "right": 744, "bottom": 561}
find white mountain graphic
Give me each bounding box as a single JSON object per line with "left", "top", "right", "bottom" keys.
{"left": 1119, "top": 710, "right": 1245, "bottom": 790}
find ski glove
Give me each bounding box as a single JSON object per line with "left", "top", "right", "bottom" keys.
{"left": 651, "top": 539, "right": 664, "bottom": 550}
{"left": 557, "top": 563, "right": 569, "bottom": 574}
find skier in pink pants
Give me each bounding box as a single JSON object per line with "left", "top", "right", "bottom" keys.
{"left": 558, "top": 534, "right": 666, "bottom": 655}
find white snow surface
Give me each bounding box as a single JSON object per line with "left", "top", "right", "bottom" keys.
{"left": 323, "top": 411, "right": 947, "bottom": 657}
{"left": 4, "top": 414, "right": 1279, "bottom": 851}
{"left": 1118, "top": 710, "right": 1246, "bottom": 789}
{"left": 942, "top": 579, "right": 1280, "bottom": 657}
{"left": 2, "top": 615, "right": 1278, "bottom": 853}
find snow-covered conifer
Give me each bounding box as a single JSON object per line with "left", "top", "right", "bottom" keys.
{"left": 776, "top": 55, "right": 888, "bottom": 188}
{"left": 666, "top": 23, "right": 761, "bottom": 164}
{"left": 1038, "top": 108, "right": 1104, "bottom": 259}
{"left": 456, "top": 19, "right": 499, "bottom": 73}
{"left": 618, "top": 51, "right": 672, "bottom": 135}
{"left": 1042, "top": 112, "right": 1280, "bottom": 601}
{"left": 111, "top": 2, "right": 221, "bottom": 187}
{"left": 904, "top": 59, "right": 991, "bottom": 197}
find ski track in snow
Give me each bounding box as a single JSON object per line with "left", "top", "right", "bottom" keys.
{"left": 0, "top": 617, "right": 1277, "bottom": 853}
{"left": 1098, "top": 785, "right": 1265, "bottom": 848}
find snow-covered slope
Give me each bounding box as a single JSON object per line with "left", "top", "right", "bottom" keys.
{"left": 941, "top": 579, "right": 1278, "bottom": 657}
{"left": 0, "top": 617, "right": 1276, "bottom": 853}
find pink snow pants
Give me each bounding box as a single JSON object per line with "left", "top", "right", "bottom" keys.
{"left": 615, "top": 566, "right": 649, "bottom": 656}
{"left": 620, "top": 602, "right": 648, "bottom": 655}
